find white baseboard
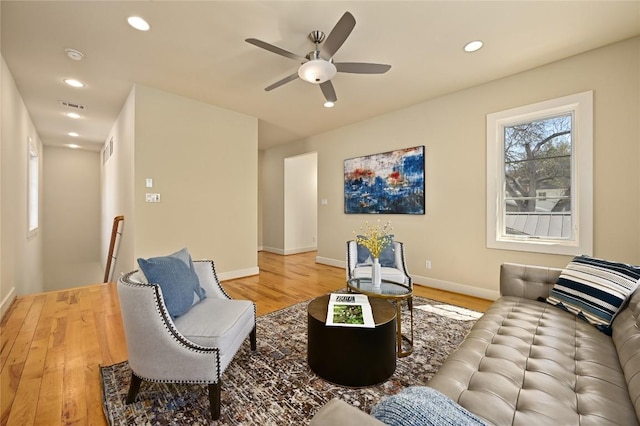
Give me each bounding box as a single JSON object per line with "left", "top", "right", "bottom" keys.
{"left": 263, "top": 246, "right": 317, "bottom": 256}
{"left": 283, "top": 246, "right": 317, "bottom": 255}
{"left": 413, "top": 276, "right": 500, "bottom": 301}
{"left": 315, "top": 257, "right": 499, "bottom": 301}
{"left": 1, "top": 287, "right": 16, "bottom": 321}
{"left": 262, "top": 246, "right": 285, "bottom": 255}
{"left": 218, "top": 267, "right": 260, "bottom": 281}
{"left": 315, "top": 256, "right": 344, "bottom": 268}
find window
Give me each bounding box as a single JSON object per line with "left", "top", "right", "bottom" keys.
{"left": 28, "top": 137, "right": 39, "bottom": 237}
{"left": 487, "top": 91, "right": 593, "bottom": 255}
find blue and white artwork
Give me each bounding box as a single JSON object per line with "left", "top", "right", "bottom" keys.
{"left": 344, "top": 146, "right": 425, "bottom": 214}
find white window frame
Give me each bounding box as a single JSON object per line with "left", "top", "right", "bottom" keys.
{"left": 486, "top": 91, "right": 593, "bottom": 255}
{"left": 27, "top": 137, "right": 39, "bottom": 238}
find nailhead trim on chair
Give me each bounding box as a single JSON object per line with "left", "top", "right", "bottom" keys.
{"left": 396, "top": 242, "right": 413, "bottom": 287}
{"left": 121, "top": 270, "right": 222, "bottom": 383}
{"left": 196, "top": 260, "right": 233, "bottom": 300}
{"left": 194, "top": 260, "right": 257, "bottom": 334}
{"left": 129, "top": 371, "right": 219, "bottom": 385}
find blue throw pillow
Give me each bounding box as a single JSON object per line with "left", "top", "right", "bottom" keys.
{"left": 546, "top": 255, "right": 640, "bottom": 335}
{"left": 169, "top": 247, "right": 207, "bottom": 302}
{"left": 378, "top": 241, "right": 396, "bottom": 267}
{"left": 137, "top": 248, "right": 206, "bottom": 319}
{"left": 356, "top": 236, "right": 395, "bottom": 267}
{"left": 371, "top": 386, "right": 487, "bottom": 426}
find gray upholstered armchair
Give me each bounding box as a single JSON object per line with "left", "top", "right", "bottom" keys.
{"left": 117, "top": 260, "right": 256, "bottom": 420}
{"left": 346, "top": 240, "right": 412, "bottom": 287}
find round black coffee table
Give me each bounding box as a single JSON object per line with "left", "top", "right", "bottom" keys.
{"left": 307, "top": 294, "right": 396, "bottom": 387}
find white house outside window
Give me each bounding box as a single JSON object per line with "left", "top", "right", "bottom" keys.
{"left": 28, "top": 137, "right": 39, "bottom": 237}
{"left": 486, "top": 91, "right": 593, "bottom": 255}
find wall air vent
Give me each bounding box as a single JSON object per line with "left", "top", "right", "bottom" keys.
{"left": 58, "top": 100, "right": 86, "bottom": 110}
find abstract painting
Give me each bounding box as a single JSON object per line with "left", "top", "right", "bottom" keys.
{"left": 344, "top": 146, "right": 425, "bottom": 214}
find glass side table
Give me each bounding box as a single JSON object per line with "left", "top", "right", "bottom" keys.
{"left": 347, "top": 277, "right": 414, "bottom": 357}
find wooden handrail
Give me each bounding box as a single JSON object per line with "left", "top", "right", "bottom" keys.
{"left": 104, "top": 215, "right": 124, "bottom": 283}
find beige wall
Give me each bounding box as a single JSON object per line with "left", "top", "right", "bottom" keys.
{"left": 101, "top": 87, "right": 136, "bottom": 280}
{"left": 262, "top": 37, "right": 640, "bottom": 300}
{"left": 43, "top": 146, "right": 102, "bottom": 291}
{"left": 1, "top": 56, "right": 44, "bottom": 316}
{"left": 103, "top": 85, "right": 259, "bottom": 279}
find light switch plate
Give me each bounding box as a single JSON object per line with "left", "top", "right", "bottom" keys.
{"left": 145, "top": 193, "right": 161, "bottom": 203}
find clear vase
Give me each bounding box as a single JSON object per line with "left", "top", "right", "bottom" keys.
{"left": 372, "top": 257, "right": 382, "bottom": 290}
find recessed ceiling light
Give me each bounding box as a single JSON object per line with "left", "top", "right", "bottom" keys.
{"left": 68, "top": 132, "right": 79, "bottom": 137}
{"left": 324, "top": 101, "right": 335, "bottom": 108}
{"left": 65, "top": 112, "right": 81, "bottom": 119}
{"left": 127, "top": 16, "right": 150, "bottom": 31}
{"left": 65, "top": 48, "right": 84, "bottom": 61}
{"left": 464, "top": 40, "right": 484, "bottom": 53}
{"left": 64, "top": 78, "right": 85, "bottom": 88}
{"left": 66, "top": 144, "right": 81, "bottom": 149}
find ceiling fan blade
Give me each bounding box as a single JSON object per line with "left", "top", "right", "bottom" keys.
{"left": 320, "top": 12, "right": 356, "bottom": 59}
{"left": 335, "top": 62, "right": 392, "bottom": 74}
{"left": 245, "top": 38, "right": 306, "bottom": 62}
{"left": 320, "top": 80, "right": 337, "bottom": 103}
{"left": 265, "top": 72, "right": 299, "bottom": 91}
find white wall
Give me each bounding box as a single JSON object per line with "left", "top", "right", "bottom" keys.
{"left": 283, "top": 152, "right": 317, "bottom": 254}
{"left": 1, "top": 56, "right": 44, "bottom": 316}
{"left": 43, "top": 146, "right": 102, "bottom": 291}
{"left": 102, "top": 85, "right": 259, "bottom": 279}
{"left": 262, "top": 37, "right": 640, "bottom": 301}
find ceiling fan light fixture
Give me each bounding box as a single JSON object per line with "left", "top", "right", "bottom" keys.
{"left": 324, "top": 101, "right": 335, "bottom": 108}
{"left": 298, "top": 59, "right": 337, "bottom": 84}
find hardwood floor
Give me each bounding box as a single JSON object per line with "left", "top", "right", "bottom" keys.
{"left": 0, "top": 251, "right": 492, "bottom": 425}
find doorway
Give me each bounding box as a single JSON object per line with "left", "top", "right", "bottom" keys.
{"left": 284, "top": 152, "right": 318, "bottom": 254}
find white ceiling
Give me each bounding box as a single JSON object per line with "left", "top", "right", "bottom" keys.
{"left": 2, "top": 1, "right": 639, "bottom": 151}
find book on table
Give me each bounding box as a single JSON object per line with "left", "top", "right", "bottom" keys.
{"left": 326, "top": 293, "right": 375, "bottom": 328}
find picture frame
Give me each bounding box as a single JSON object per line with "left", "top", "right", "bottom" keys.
{"left": 344, "top": 145, "right": 425, "bottom": 214}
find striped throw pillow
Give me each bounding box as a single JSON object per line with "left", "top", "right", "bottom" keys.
{"left": 547, "top": 255, "right": 640, "bottom": 334}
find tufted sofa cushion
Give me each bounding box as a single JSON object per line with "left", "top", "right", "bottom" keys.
{"left": 612, "top": 288, "right": 640, "bottom": 420}
{"left": 428, "top": 295, "right": 639, "bottom": 425}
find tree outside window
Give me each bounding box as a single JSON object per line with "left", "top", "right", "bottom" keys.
{"left": 486, "top": 91, "right": 593, "bottom": 256}
{"left": 503, "top": 113, "right": 572, "bottom": 238}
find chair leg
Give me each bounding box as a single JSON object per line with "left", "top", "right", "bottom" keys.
{"left": 208, "top": 382, "right": 221, "bottom": 420}
{"left": 250, "top": 326, "right": 257, "bottom": 351}
{"left": 126, "top": 373, "right": 143, "bottom": 404}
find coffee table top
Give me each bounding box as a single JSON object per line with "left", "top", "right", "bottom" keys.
{"left": 347, "top": 278, "right": 412, "bottom": 299}
{"left": 308, "top": 294, "right": 395, "bottom": 326}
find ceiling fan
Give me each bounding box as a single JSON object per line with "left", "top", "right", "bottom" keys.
{"left": 246, "top": 11, "right": 391, "bottom": 106}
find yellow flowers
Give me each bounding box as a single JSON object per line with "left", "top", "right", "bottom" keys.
{"left": 354, "top": 220, "right": 393, "bottom": 259}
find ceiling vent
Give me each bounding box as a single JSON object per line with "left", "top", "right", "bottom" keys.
{"left": 58, "top": 100, "right": 86, "bottom": 110}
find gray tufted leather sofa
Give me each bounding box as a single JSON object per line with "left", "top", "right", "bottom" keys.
{"left": 428, "top": 262, "right": 640, "bottom": 425}
{"left": 311, "top": 262, "right": 640, "bottom": 425}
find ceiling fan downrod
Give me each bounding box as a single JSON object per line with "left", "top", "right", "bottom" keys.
{"left": 308, "top": 31, "right": 326, "bottom": 60}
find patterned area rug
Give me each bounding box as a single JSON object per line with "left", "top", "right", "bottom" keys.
{"left": 100, "top": 296, "right": 478, "bottom": 425}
